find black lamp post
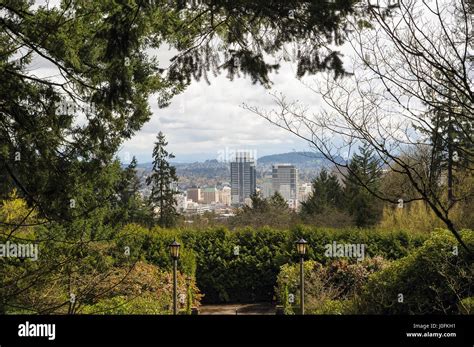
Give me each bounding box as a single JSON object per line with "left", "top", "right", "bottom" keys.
{"left": 169, "top": 240, "right": 181, "bottom": 315}
{"left": 295, "top": 238, "right": 308, "bottom": 315}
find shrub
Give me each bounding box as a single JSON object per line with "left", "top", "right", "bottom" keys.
{"left": 187, "top": 226, "right": 423, "bottom": 303}
{"left": 115, "top": 224, "right": 197, "bottom": 276}
{"left": 80, "top": 261, "right": 202, "bottom": 314}
{"left": 458, "top": 297, "right": 474, "bottom": 315}
{"left": 379, "top": 201, "right": 445, "bottom": 233}
{"left": 275, "top": 257, "right": 389, "bottom": 314}
{"left": 357, "top": 230, "right": 473, "bottom": 314}
{"left": 185, "top": 227, "right": 291, "bottom": 303}
{"left": 289, "top": 226, "right": 427, "bottom": 262}
{"left": 82, "top": 295, "right": 166, "bottom": 315}
{"left": 379, "top": 200, "right": 474, "bottom": 233}
{"left": 325, "top": 256, "right": 388, "bottom": 298}
{"left": 312, "top": 300, "right": 355, "bottom": 315}
{"left": 301, "top": 207, "right": 354, "bottom": 229}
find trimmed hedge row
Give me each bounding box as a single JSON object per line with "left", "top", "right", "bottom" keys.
{"left": 115, "top": 224, "right": 428, "bottom": 303}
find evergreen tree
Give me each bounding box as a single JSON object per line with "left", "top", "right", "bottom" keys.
{"left": 301, "top": 168, "right": 344, "bottom": 216}
{"left": 110, "top": 156, "right": 152, "bottom": 226}
{"left": 123, "top": 157, "right": 141, "bottom": 197}
{"left": 242, "top": 192, "right": 268, "bottom": 213}
{"left": 420, "top": 86, "right": 473, "bottom": 205}
{"left": 0, "top": 0, "right": 363, "bottom": 314}
{"left": 146, "top": 132, "right": 179, "bottom": 228}
{"left": 344, "top": 143, "right": 383, "bottom": 227}
{"left": 231, "top": 191, "right": 293, "bottom": 228}
{"left": 269, "top": 191, "right": 289, "bottom": 210}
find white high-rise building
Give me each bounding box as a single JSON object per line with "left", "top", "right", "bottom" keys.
{"left": 175, "top": 193, "right": 188, "bottom": 213}
{"left": 219, "top": 186, "right": 232, "bottom": 206}
{"left": 298, "top": 183, "right": 313, "bottom": 203}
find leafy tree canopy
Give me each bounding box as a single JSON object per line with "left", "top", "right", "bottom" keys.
{"left": 0, "top": 0, "right": 362, "bottom": 222}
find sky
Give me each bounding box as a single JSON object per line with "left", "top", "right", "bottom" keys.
{"left": 30, "top": 44, "right": 327, "bottom": 164}
{"left": 26, "top": 0, "right": 352, "bottom": 164}
{"left": 25, "top": 0, "right": 467, "bottom": 165}
{"left": 117, "top": 51, "right": 323, "bottom": 164}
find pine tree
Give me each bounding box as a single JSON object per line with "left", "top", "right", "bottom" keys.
{"left": 146, "top": 132, "right": 179, "bottom": 228}
{"left": 269, "top": 191, "right": 289, "bottom": 210}
{"left": 110, "top": 156, "right": 153, "bottom": 226}
{"left": 420, "top": 86, "right": 473, "bottom": 205}
{"left": 123, "top": 157, "right": 140, "bottom": 195}
{"left": 344, "top": 143, "right": 383, "bottom": 227}
{"left": 243, "top": 192, "right": 269, "bottom": 213}
{"left": 301, "top": 168, "right": 344, "bottom": 216}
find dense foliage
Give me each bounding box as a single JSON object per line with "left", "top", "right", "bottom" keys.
{"left": 0, "top": 194, "right": 200, "bottom": 314}
{"left": 356, "top": 230, "right": 473, "bottom": 314}
{"left": 0, "top": 1, "right": 365, "bottom": 313}
{"left": 1, "top": 193, "right": 467, "bottom": 313}
{"left": 273, "top": 229, "right": 473, "bottom": 315}
{"left": 1, "top": 0, "right": 471, "bottom": 318}
{"left": 116, "top": 224, "right": 428, "bottom": 303}
{"left": 229, "top": 192, "right": 297, "bottom": 229}
{"left": 275, "top": 257, "right": 387, "bottom": 314}
{"left": 301, "top": 168, "right": 345, "bottom": 215}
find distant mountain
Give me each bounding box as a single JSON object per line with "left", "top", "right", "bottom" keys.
{"left": 136, "top": 152, "right": 344, "bottom": 170}
{"left": 134, "top": 152, "right": 345, "bottom": 185}
{"left": 257, "top": 151, "right": 344, "bottom": 167}
{"left": 136, "top": 160, "right": 228, "bottom": 182}
{"left": 174, "top": 160, "right": 229, "bottom": 179}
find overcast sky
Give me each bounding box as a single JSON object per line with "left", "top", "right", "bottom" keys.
{"left": 118, "top": 52, "right": 324, "bottom": 164}
{"left": 27, "top": 0, "right": 351, "bottom": 164}
{"left": 26, "top": 0, "right": 466, "bottom": 164}
{"left": 30, "top": 46, "right": 329, "bottom": 164}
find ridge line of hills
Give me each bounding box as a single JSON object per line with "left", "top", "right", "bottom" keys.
{"left": 136, "top": 151, "right": 346, "bottom": 169}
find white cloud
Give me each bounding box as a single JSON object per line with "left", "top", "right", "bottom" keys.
{"left": 120, "top": 56, "right": 321, "bottom": 163}
{"left": 21, "top": 14, "right": 335, "bottom": 164}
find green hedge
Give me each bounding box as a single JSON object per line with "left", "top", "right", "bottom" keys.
{"left": 115, "top": 224, "right": 427, "bottom": 303}
{"left": 357, "top": 229, "right": 474, "bottom": 314}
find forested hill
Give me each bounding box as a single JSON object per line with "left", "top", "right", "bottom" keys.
{"left": 136, "top": 151, "right": 345, "bottom": 169}
{"left": 257, "top": 151, "right": 345, "bottom": 167}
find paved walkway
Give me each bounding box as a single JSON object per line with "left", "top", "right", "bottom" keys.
{"left": 199, "top": 303, "right": 276, "bottom": 315}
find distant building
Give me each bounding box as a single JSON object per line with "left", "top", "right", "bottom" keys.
{"left": 261, "top": 174, "right": 273, "bottom": 198}
{"left": 175, "top": 193, "right": 188, "bottom": 213}
{"left": 219, "top": 186, "right": 232, "bottom": 206}
{"left": 230, "top": 152, "right": 257, "bottom": 205}
{"left": 187, "top": 187, "right": 201, "bottom": 203}
{"left": 202, "top": 187, "right": 218, "bottom": 204}
{"left": 272, "top": 164, "right": 299, "bottom": 209}
{"left": 185, "top": 201, "right": 210, "bottom": 215}
{"left": 298, "top": 183, "right": 312, "bottom": 203}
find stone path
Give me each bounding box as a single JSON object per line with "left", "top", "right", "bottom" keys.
{"left": 199, "top": 302, "right": 276, "bottom": 315}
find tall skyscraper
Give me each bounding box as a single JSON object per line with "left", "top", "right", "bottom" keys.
{"left": 231, "top": 152, "right": 256, "bottom": 205}
{"left": 272, "top": 164, "right": 299, "bottom": 209}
